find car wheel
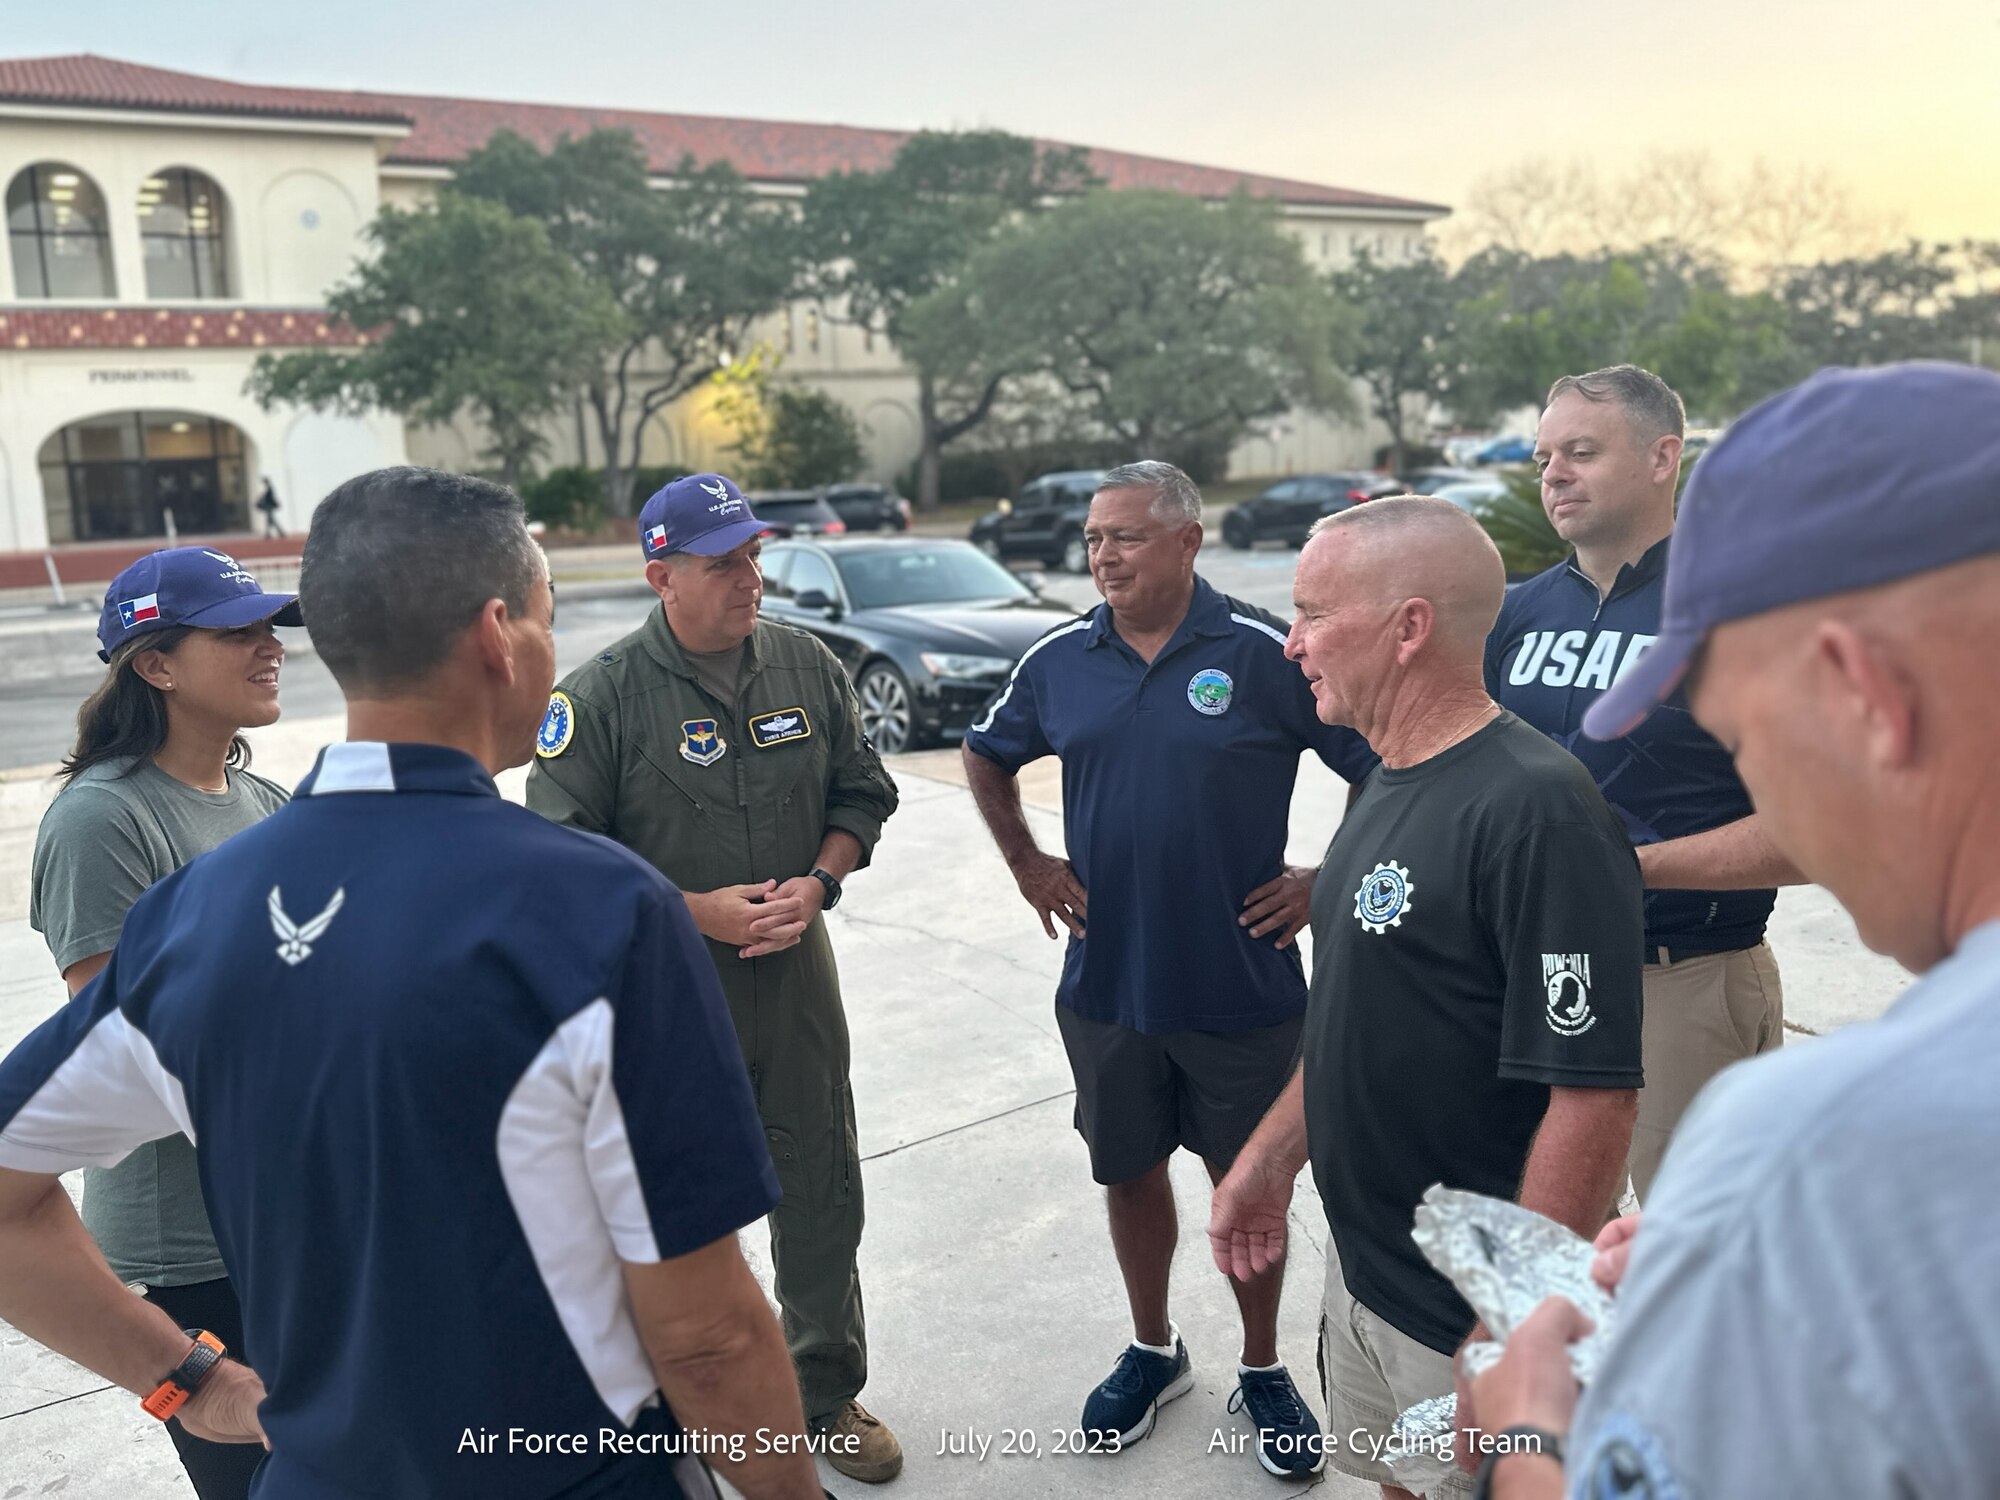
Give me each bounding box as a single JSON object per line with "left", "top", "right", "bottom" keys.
{"left": 1059, "top": 530, "right": 1089, "bottom": 574}
{"left": 975, "top": 535, "right": 1002, "bottom": 559}
{"left": 857, "top": 662, "right": 917, "bottom": 755}
{"left": 1222, "top": 512, "right": 1253, "bottom": 550}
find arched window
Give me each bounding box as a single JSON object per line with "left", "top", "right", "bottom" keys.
{"left": 139, "top": 168, "right": 232, "bottom": 298}
{"left": 6, "top": 163, "right": 117, "bottom": 298}
{"left": 39, "top": 412, "right": 251, "bottom": 543}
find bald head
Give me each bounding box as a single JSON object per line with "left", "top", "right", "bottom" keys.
{"left": 1304, "top": 497, "right": 1506, "bottom": 653}
{"left": 1285, "top": 497, "right": 1506, "bottom": 751}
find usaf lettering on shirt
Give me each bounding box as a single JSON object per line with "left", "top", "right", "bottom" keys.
{"left": 1505, "top": 629, "right": 1658, "bottom": 690}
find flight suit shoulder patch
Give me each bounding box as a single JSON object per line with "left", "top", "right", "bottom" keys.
{"left": 536, "top": 691, "right": 576, "bottom": 758}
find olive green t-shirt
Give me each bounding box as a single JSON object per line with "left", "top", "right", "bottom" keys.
{"left": 685, "top": 639, "right": 747, "bottom": 711}
{"left": 30, "top": 755, "right": 288, "bottom": 1286}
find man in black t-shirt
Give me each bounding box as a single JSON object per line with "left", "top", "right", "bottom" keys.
{"left": 1210, "top": 498, "right": 1642, "bottom": 1498}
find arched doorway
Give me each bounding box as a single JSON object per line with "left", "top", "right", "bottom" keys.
{"left": 40, "top": 411, "right": 252, "bottom": 544}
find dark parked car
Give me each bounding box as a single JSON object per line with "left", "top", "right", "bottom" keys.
{"left": 747, "top": 490, "right": 847, "bottom": 537}
{"left": 968, "top": 469, "right": 1108, "bottom": 574}
{"left": 760, "top": 538, "right": 1078, "bottom": 753}
{"left": 822, "top": 483, "right": 911, "bottom": 532}
{"left": 1219, "top": 472, "right": 1403, "bottom": 549}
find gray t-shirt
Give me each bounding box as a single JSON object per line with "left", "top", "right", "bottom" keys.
{"left": 30, "top": 755, "right": 288, "bottom": 1286}
{"left": 1568, "top": 919, "right": 2000, "bottom": 1499}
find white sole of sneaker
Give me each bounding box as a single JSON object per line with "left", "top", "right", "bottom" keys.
{"left": 1111, "top": 1366, "right": 1197, "bottom": 1445}
{"left": 1253, "top": 1443, "right": 1328, "bottom": 1479}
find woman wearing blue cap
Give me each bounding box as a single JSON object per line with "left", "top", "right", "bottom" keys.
{"left": 28, "top": 545, "right": 302, "bottom": 1499}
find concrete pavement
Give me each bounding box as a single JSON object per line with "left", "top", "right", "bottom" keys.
{"left": 0, "top": 531, "right": 1914, "bottom": 1496}
{"left": 0, "top": 694, "right": 1911, "bottom": 1497}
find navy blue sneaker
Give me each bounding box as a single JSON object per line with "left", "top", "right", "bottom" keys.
{"left": 1080, "top": 1329, "right": 1195, "bottom": 1445}
{"left": 1228, "top": 1365, "right": 1327, "bottom": 1478}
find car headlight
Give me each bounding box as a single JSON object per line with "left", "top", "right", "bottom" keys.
{"left": 920, "top": 652, "right": 1013, "bottom": 679}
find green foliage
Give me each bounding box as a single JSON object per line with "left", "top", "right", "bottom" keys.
{"left": 913, "top": 189, "right": 1346, "bottom": 466}
{"left": 247, "top": 193, "right": 620, "bottom": 486}
{"left": 803, "top": 130, "right": 1100, "bottom": 509}
{"left": 454, "top": 129, "right": 801, "bottom": 515}
{"left": 1476, "top": 468, "right": 1567, "bottom": 578}
{"left": 518, "top": 465, "right": 606, "bottom": 529}
{"left": 1328, "top": 248, "right": 1462, "bottom": 470}
{"left": 709, "top": 347, "right": 864, "bottom": 488}
{"left": 747, "top": 389, "right": 864, "bottom": 489}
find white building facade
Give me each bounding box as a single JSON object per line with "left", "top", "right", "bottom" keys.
{"left": 0, "top": 54, "right": 1446, "bottom": 551}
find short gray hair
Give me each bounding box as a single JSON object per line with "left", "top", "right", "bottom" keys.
{"left": 301, "top": 466, "right": 545, "bottom": 693}
{"left": 1096, "top": 460, "right": 1202, "bottom": 525}
{"left": 1546, "top": 365, "right": 1686, "bottom": 442}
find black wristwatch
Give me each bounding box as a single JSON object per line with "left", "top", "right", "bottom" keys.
{"left": 809, "top": 867, "right": 843, "bottom": 910}
{"left": 1471, "top": 1425, "right": 1565, "bottom": 1499}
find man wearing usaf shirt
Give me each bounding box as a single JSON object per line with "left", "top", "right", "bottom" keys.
{"left": 1487, "top": 365, "right": 1803, "bottom": 1200}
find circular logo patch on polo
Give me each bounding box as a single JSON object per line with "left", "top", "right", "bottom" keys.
{"left": 1187, "top": 668, "right": 1234, "bottom": 716}
{"left": 1354, "top": 860, "right": 1415, "bottom": 934}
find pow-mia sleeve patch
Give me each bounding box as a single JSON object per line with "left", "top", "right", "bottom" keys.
{"left": 536, "top": 692, "right": 575, "bottom": 758}
{"left": 748, "top": 707, "right": 813, "bottom": 749}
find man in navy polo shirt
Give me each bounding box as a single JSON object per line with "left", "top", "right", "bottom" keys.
{"left": 0, "top": 468, "right": 820, "bottom": 1500}
{"left": 1488, "top": 365, "right": 1802, "bottom": 1200}
{"left": 962, "top": 460, "right": 1374, "bottom": 1477}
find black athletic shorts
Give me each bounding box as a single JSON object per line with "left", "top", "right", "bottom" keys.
{"left": 1054, "top": 1004, "right": 1304, "bottom": 1185}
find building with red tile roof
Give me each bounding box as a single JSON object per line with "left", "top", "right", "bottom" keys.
{"left": 0, "top": 53, "right": 1446, "bottom": 552}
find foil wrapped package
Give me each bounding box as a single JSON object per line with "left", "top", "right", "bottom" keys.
{"left": 1382, "top": 1186, "right": 1617, "bottom": 1492}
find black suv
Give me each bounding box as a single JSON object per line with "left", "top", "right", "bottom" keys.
{"left": 1219, "top": 472, "right": 1403, "bottom": 549}
{"left": 967, "top": 470, "right": 1108, "bottom": 574}
{"left": 746, "top": 490, "right": 847, "bottom": 537}
{"left": 822, "top": 484, "right": 911, "bottom": 533}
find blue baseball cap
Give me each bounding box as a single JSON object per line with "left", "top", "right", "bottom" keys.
{"left": 97, "top": 546, "right": 304, "bottom": 663}
{"left": 1585, "top": 361, "right": 2000, "bottom": 741}
{"left": 637, "top": 473, "right": 769, "bottom": 559}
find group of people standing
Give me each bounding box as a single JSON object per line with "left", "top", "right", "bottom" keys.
{"left": 961, "top": 364, "right": 1793, "bottom": 1497}
{"left": 0, "top": 357, "right": 1994, "bottom": 1500}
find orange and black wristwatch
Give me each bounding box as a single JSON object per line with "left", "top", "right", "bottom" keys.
{"left": 141, "top": 1329, "right": 227, "bottom": 1421}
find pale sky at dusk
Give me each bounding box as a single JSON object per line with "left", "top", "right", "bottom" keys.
{"left": 14, "top": 0, "right": 2000, "bottom": 242}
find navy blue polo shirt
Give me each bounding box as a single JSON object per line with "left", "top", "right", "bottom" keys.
{"left": 1486, "top": 538, "right": 1775, "bottom": 953}
{"left": 965, "top": 575, "right": 1375, "bottom": 1034}
{"left": 0, "top": 742, "right": 780, "bottom": 1500}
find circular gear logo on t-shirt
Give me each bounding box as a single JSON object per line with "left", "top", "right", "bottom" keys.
{"left": 1354, "top": 860, "right": 1415, "bottom": 934}
{"left": 1187, "top": 668, "right": 1234, "bottom": 716}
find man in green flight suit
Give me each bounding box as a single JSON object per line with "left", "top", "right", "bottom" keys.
{"left": 525, "top": 472, "right": 903, "bottom": 1484}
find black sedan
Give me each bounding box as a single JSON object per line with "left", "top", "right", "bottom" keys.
{"left": 1219, "top": 471, "right": 1403, "bottom": 549}
{"left": 760, "top": 538, "right": 1079, "bottom": 754}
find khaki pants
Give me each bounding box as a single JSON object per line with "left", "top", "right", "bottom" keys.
{"left": 1628, "top": 941, "right": 1784, "bottom": 1201}
{"left": 1318, "top": 1245, "right": 1473, "bottom": 1498}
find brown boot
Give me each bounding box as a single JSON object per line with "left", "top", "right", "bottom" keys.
{"left": 821, "top": 1400, "right": 903, "bottom": 1483}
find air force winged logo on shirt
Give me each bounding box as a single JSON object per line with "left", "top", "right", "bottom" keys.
{"left": 269, "top": 886, "right": 346, "bottom": 966}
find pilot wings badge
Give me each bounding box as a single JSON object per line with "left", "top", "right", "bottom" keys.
{"left": 269, "top": 885, "right": 346, "bottom": 966}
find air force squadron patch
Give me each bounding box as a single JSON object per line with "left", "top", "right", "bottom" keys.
{"left": 748, "top": 706, "right": 813, "bottom": 748}
{"left": 681, "top": 719, "right": 728, "bottom": 766}
{"left": 536, "top": 692, "right": 575, "bottom": 758}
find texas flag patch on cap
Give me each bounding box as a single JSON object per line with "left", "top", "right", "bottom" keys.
{"left": 644, "top": 524, "right": 668, "bottom": 554}
{"left": 118, "top": 594, "right": 161, "bottom": 628}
